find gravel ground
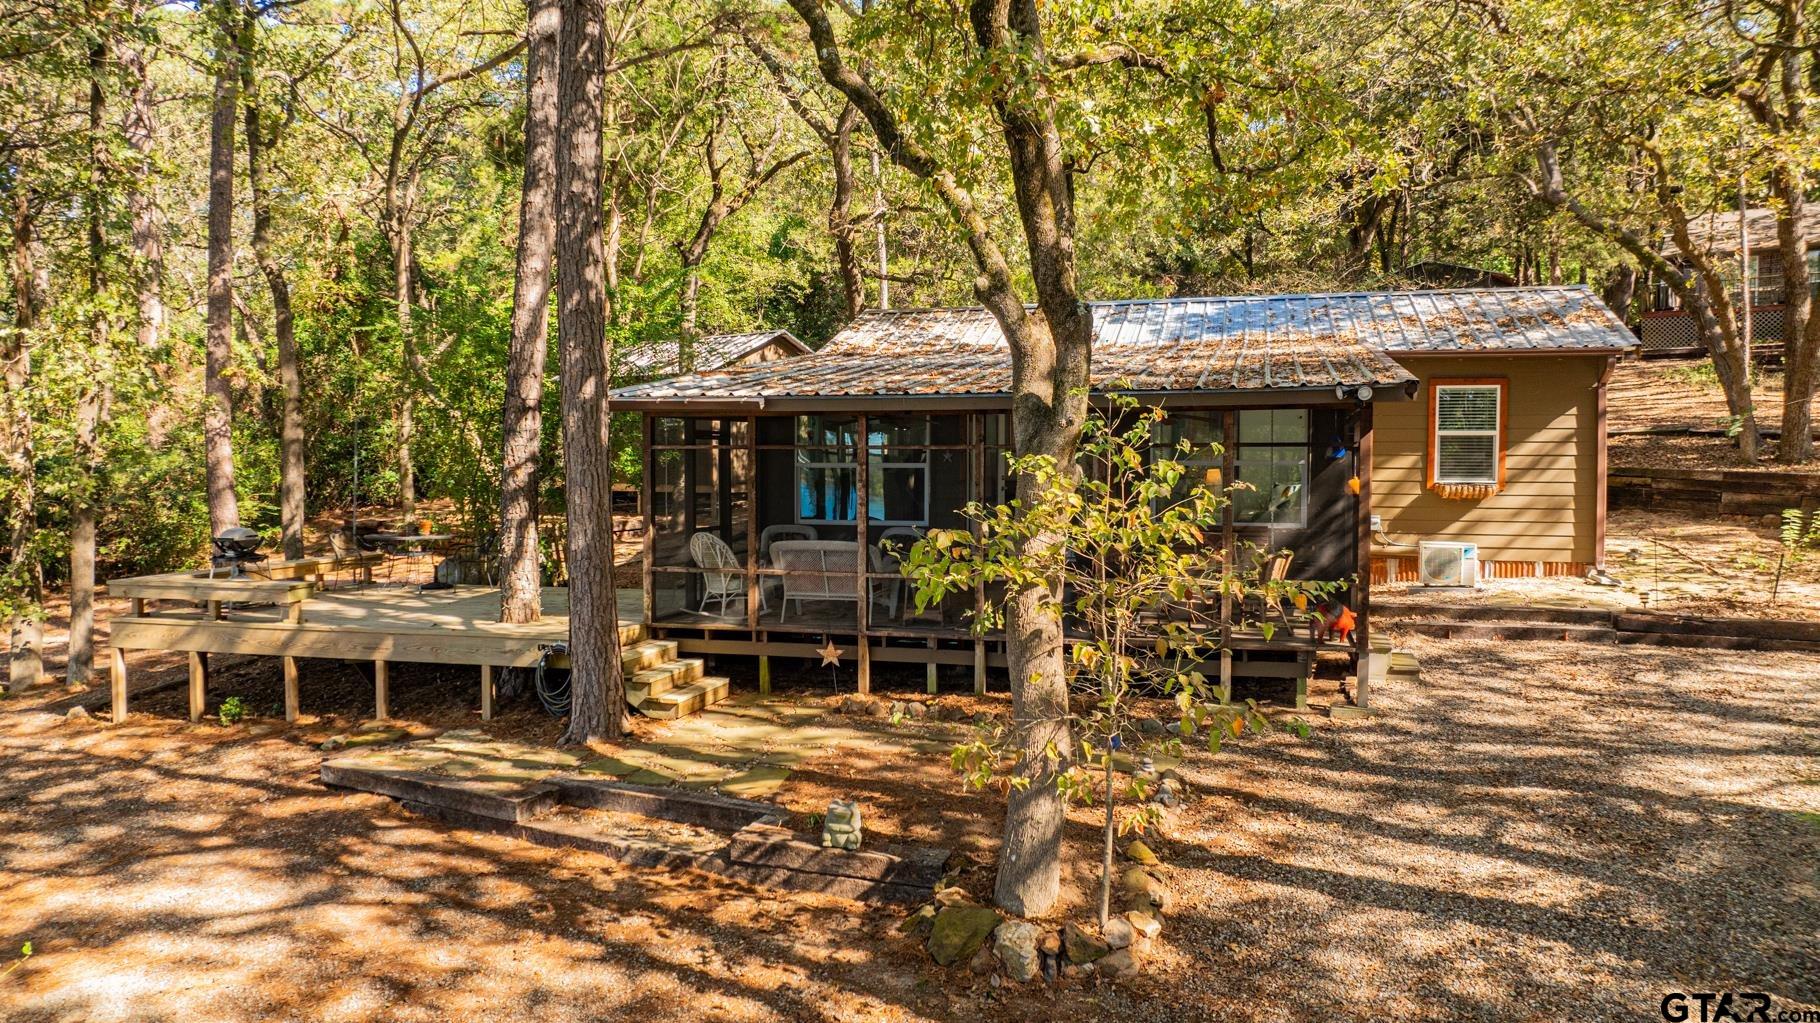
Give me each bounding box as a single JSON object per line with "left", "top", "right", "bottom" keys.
{"left": 1, "top": 635, "right": 1815, "bottom": 1022}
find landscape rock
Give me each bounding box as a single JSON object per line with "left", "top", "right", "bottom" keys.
{"left": 65, "top": 705, "right": 91, "bottom": 723}
{"left": 968, "top": 944, "right": 997, "bottom": 975}
{"left": 933, "top": 885, "right": 973, "bottom": 907}
{"left": 1124, "top": 839, "right": 1160, "bottom": 865}
{"left": 1098, "top": 948, "right": 1139, "bottom": 977}
{"left": 1102, "top": 914, "right": 1135, "bottom": 950}
{"left": 928, "top": 905, "right": 1002, "bottom": 966}
{"left": 991, "top": 920, "right": 1042, "bottom": 982}
{"left": 320, "top": 727, "right": 408, "bottom": 752}
{"left": 898, "top": 903, "right": 937, "bottom": 936}
{"left": 1039, "top": 930, "right": 1061, "bottom": 955}
{"left": 1125, "top": 910, "right": 1162, "bottom": 941}
{"left": 1062, "top": 921, "right": 1110, "bottom": 964}
{"left": 1137, "top": 716, "right": 1167, "bottom": 735}
{"left": 1122, "top": 866, "right": 1171, "bottom": 912}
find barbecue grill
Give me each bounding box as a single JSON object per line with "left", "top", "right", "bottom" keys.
{"left": 210, "top": 527, "right": 268, "bottom": 578}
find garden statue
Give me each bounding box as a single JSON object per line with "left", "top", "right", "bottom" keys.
{"left": 822, "top": 799, "right": 863, "bottom": 851}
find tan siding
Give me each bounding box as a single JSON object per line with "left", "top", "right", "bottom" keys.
{"left": 1373, "top": 354, "right": 1608, "bottom": 564}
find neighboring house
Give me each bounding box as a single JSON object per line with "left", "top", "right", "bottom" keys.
{"left": 609, "top": 287, "right": 1634, "bottom": 699}
{"left": 616, "top": 329, "right": 810, "bottom": 380}
{"left": 1641, "top": 206, "right": 1820, "bottom": 353}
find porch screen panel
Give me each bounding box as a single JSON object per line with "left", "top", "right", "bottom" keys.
{"left": 1432, "top": 384, "right": 1501, "bottom": 485}
{"left": 796, "top": 415, "right": 859, "bottom": 523}
{"left": 1150, "top": 412, "right": 1225, "bottom": 506}
{"left": 866, "top": 415, "right": 929, "bottom": 526}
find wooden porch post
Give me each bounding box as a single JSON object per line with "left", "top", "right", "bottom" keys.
{"left": 480, "top": 664, "right": 494, "bottom": 720}
{"left": 971, "top": 412, "right": 987, "bottom": 695}
{"left": 374, "top": 659, "right": 389, "bottom": 720}
{"left": 188, "top": 652, "right": 208, "bottom": 723}
{"left": 1218, "top": 410, "right": 1237, "bottom": 704}
{"left": 855, "top": 413, "right": 871, "bottom": 694}
{"left": 641, "top": 413, "right": 655, "bottom": 623}
{"left": 1352, "top": 402, "right": 1375, "bottom": 713}
{"left": 282, "top": 655, "right": 299, "bottom": 722}
{"left": 745, "top": 416, "right": 760, "bottom": 629}
{"left": 110, "top": 646, "right": 128, "bottom": 723}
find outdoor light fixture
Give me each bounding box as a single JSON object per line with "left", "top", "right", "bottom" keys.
{"left": 1333, "top": 384, "right": 1375, "bottom": 402}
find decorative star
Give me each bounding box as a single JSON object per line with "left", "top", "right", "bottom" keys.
{"left": 817, "top": 638, "right": 843, "bottom": 667}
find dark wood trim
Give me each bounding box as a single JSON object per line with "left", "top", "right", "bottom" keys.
{"left": 1218, "top": 409, "right": 1237, "bottom": 702}
{"left": 855, "top": 413, "right": 871, "bottom": 694}
{"left": 1594, "top": 357, "right": 1613, "bottom": 570}
{"left": 614, "top": 389, "right": 1419, "bottom": 416}
{"left": 1425, "top": 376, "right": 1509, "bottom": 492}
{"left": 641, "top": 413, "right": 655, "bottom": 625}
{"left": 745, "top": 415, "right": 760, "bottom": 629}
{"left": 1354, "top": 402, "right": 1374, "bottom": 708}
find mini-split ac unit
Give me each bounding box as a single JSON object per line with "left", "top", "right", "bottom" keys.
{"left": 1418, "top": 540, "right": 1480, "bottom": 587}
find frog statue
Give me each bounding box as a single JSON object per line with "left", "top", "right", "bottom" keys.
{"left": 821, "top": 799, "right": 863, "bottom": 851}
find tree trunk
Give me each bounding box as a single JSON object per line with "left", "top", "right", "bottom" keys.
{"left": 119, "top": 31, "right": 164, "bottom": 353}
{"left": 204, "top": 0, "right": 242, "bottom": 535}
{"left": 830, "top": 103, "right": 864, "bottom": 320}
{"left": 243, "top": 21, "right": 307, "bottom": 560}
{"left": 556, "top": 0, "right": 626, "bottom": 743}
{"left": 1772, "top": 173, "right": 1815, "bottom": 463}
{"left": 499, "top": 0, "right": 561, "bottom": 625}
{"left": 391, "top": 214, "right": 417, "bottom": 520}
{"left": 786, "top": 0, "right": 1087, "bottom": 919}
{"left": 4, "top": 187, "right": 45, "bottom": 691}
{"left": 71, "top": 42, "right": 111, "bottom": 688}
{"left": 1601, "top": 263, "right": 1638, "bottom": 319}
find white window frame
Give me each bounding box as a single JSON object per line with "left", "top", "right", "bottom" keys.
{"left": 1431, "top": 382, "right": 1504, "bottom": 487}
{"left": 793, "top": 415, "right": 931, "bottom": 526}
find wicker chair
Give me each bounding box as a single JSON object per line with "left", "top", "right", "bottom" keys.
{"left": 771, "top": 540, "right": 898, "bottom": 621}
{"left": 689, "top": 531, "right": 758, "bottom": 617}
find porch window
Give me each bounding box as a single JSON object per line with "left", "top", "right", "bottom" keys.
{"left": 1429, "top": 380, "right": 1505, "bottom": 488}
{"left": 1232, "top": 409, "right": 1307, "bottom": 527}
{"left": 1150, "top": 412, "right": 1225, "bottom": 505}
{"left": 793, "top": 414, "right": 931, "bottom": 525}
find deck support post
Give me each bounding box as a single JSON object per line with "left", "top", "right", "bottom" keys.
{"left": 188, "top": 652, "right": 208, "bottom": 723}
{"left": 856, "top": 640, "right": 870, "bottom": 695}
{"left": 1218, "top": 649, "right": 1233, "bottom": 705}
{"left": 374, "top": 659, "right": 389, "bottom": 720}
{"left": 758, "top": 654, "right": 771, "bottom": 695}
{"left": 926, "top": 639, "right": 938, "bottom": 694}
{"left": 480, "top": 664, "right": 494, "bottom": 720}
{"left": 130, "top": 597, "right": 145, "bottom": 617}
{"left": 1294, "top": 653, "right": 1310, "bottom": 712}
{"left": 973, "top": 640, "right": 986, "bottom": 694}
{"left": 206, "top": 599, "right": 222, "bottom": 621}
{"left": 110, "top": 647, "right": 128, "bottom": 723}
{"left": 282, "top": 656, "right": 299, "bottom": 722}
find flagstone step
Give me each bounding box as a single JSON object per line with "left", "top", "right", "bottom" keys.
{"left": 637, "top": 676, "right": 731, "bottom": 720}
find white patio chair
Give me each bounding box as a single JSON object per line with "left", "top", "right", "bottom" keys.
{"left": 689, "top": 531, "right": 759, "bottom": 617}
{"left": 759, "top": 524, "right": 817, "bottom": 562}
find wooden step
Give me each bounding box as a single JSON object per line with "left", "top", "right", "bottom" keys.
{"left": 1374, "top": 600, "right": 1614, "bottom": 627}
{"left": 624, "top": 658, "right": 705, "bottom": 702}
{"left": 637, "top": 676, "right": 730, "bottom": 720}
{"left": 622, "top": 639, "right": 680, "bottom": 673}
{"left": 1400, "top": 621, "right": 1618, "bottom": 643}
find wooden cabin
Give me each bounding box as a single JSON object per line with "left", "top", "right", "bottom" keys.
{"left": 610, "top": 297, "right": 1436, "bottom": 711}
{"left": 1641, "top": 206, "right": 1820, "bottom": 354}
{"left": 611, "top": 289, "right": 1637, "bottom": 707}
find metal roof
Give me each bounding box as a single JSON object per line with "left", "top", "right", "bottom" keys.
{"left": 610, "top": 287, "right": 1633, "bottom": 410}
{"left": 1674, "top": 206, "right": 1820, "bottom": 257}
{"left": 616, "top": 329, "right": 809, "bottom": 378}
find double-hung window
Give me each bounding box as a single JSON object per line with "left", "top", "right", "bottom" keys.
{"left": 1430, "top": 380, "right": 1505, "bottom": 488}
{"left": 1233, "top": 409, "right": 1308, "bottom": 527}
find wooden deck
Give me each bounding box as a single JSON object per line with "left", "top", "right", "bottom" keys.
{"left": 107, "top": 585, "right": 644, "bottom": 725}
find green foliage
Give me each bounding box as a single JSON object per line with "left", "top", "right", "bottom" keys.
{"left": 902, "top": 396, "right": 1338, "bottom": 912}
{"left": 1780, "top": 509, "right": 1820, "bottom": 562}
{"left": 217, "top": 696, "right": 249, "bottom": 727}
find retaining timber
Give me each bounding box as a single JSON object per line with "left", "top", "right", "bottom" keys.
{"left": 1608, "top": 465, "right": 1820, "bottom": 518}
{"left": 1376, "top": 598, "right": 1820, "bottom": 652}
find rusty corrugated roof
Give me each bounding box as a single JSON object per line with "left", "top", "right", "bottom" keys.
{"left": 610, "top": 287, "right": 1633, "bottom": 408}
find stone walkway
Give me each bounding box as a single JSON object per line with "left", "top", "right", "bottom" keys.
{"left": 331, "top": 694, "right": 957, "bottom": 800}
